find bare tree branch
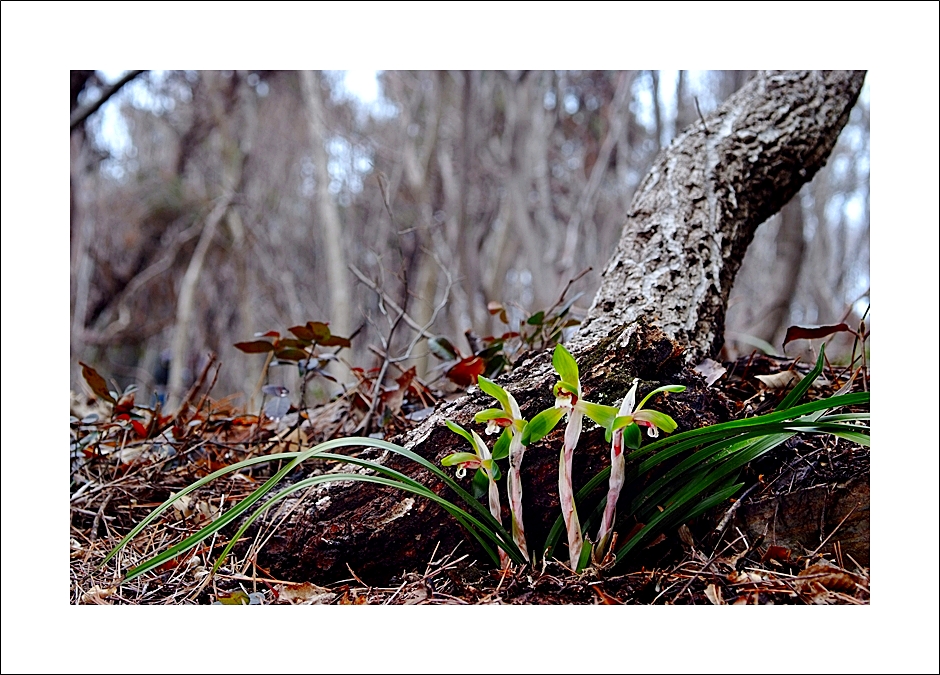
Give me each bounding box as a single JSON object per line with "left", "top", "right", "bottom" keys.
{"left": 69, "top": 70, "right": 146, "bottom": 131}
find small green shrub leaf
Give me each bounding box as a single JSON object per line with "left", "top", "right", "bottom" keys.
{"left": 526, "top": 310, "right": 545, "bottom": 326}
{"left": 427, "top": 336, "right": 459, "bottom": 361}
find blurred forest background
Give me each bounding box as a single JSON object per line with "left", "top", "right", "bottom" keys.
{"left": 69, "top": 70, "right": 870, "bottom": 408}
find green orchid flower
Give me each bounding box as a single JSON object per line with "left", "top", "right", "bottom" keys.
{"left": 521, "top": 344, "right": 684, "bottom": 570}
{"left": 594, "top": 379, "right": 684, "bottom": 562}
{"left": 442, "top": 420, "right": 509, "bottom": 568}
{"left": 474, "top": 376, "right": 530, "bottom": 562}
{"left": 519, "top": 344, "right": 610, "bottom": 570}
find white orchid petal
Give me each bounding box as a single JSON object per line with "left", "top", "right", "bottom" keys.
{"left": 618, "top": 380, "right": 639, "bottom": 415}
{"left": 508, "top": 392, "right": 522, "bottom": 421}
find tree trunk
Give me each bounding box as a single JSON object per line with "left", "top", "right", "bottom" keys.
{"left": 750, "top": 196, "right": 806, "bottom": 346}
{"left": 259, "top": 71, "right": 867, "bottom": 585}
{"left": 167, "top": 72, "right": 246, "bottom": 410}
{"left": 300, "top": 71, "right": 352, "bottom": 342}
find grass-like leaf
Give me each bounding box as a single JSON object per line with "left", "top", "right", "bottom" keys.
{"left": 541, "top": 379, "right": 869, "bottom": 564}
{"left": 110, "top": 436, "right": 526, "bottom": 583}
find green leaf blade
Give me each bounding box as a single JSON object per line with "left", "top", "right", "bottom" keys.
{"left": 552, "top": 344, "right": 580, "bottom": 395}
{"left": 522, "top": 407, "right": 565, "bottom": 445}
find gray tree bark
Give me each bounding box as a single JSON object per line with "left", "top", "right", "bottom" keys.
{"left": 573, "top": 71, "right": 866, "bottom": 364}
{"left": 258, "top": 71, "right": 866, "bottom": 584}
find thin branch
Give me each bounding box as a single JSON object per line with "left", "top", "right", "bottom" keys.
{"left": 357, "top": 292, "right": 407, "bottom": 434}
{"left": 809, "top": 502, "right": 861, "bottom": 557}
{"left": 349, "top": 264, "right": 436, "bottom": 339}
{"left": 693, "top": 96, "right": 710, "bottom": 135}
{"left": 70, "top": 70, "right": 146, "bottom": 131}
{"left": 714, "top": 483, "right": 759, "bottom": 534}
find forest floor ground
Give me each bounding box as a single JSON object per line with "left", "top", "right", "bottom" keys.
{"left": 70, "top": 349, "right": 870, "bottom": 605}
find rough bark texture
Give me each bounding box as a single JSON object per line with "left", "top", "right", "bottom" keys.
{"left": 574, "top": 70, "right": 866, "bottom": 364}
{"left": 258, "top": 71, "right": 867, "bottom": 585}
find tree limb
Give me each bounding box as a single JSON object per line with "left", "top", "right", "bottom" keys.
{"left": 576, "top": 70, "right": 867, "bottom": 363}
{"left": 69, "top": 70, "right": 146, "bottom": 131}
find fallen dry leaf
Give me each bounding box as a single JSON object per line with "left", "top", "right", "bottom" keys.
{"left": 761, "top": 545, "right": 792, "bottom": 563}
{"left": 755, "top": 371, "right": 830, "bottom": 389}
{"left": 704, "top": 583, "right": 724, "bottom": 605}
{"left": 797, "top": 564, "right": 858, "bottom": 593}
{"left": 693, "top": 358, "right": 727, "bottom": 387}
{"left": 278, "top": 582, "right": 336, "bottom": 605}
{"left": 81, "top": 585, "right": 114, "bottom": 604}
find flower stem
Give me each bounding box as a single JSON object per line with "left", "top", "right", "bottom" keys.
{"left": 487, "top": 476, "right": 510, "bottom": 569}
{"left": 595, "top": 427, "right": 625, "bottom": 562}
{"left": 559, "top": 409, "right": 584, "bottom": 570}
{"left": 507, "top": 433, "right": 529, "bottom": 562}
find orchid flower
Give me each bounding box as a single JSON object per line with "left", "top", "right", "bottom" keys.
{"left": 594, "top": 379, "right": 684, "bottom": 562}
{"left": 474, "top": 376, "right": 530, "bottom": 562}
{"left": 523, "top": 344, "right": 684, "bottom": 571}
{"left": 442, "top": 420, "right": 510, "bottom": 568}
{"left": 521, "top": 345, "right": 613, "bottom": 570}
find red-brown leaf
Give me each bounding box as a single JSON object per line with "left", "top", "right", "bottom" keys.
{"left": 288, "top": 325, "right": 316, "bottom": 341}
{"left": 277, "top": 338, "right": 309, "bottom": 350}
{"left": 274, "top": 347, "right": 308, "bottom": 362}
{"left": 395, "top": 366, "right": 417, "bottom": 391}
{"left": 761, "top": 545, "right": 791, "bottom": 563}
{"left": 79, "top": 362, "right": 115, "bottom": 403}
{"left": 783, "top": 323, "right": 850, "bottom": 347}
{"left": 234, "top": 340, "right": 276, "bottom": 353}
{"left": 114, "top": 393, "right": 136, "bottom": 415}
{"left": 319, "top": 335, "right": 351, "bottom": 348}
{"left": 305, "top": 321, "right": 332, "bottom": 343}
{"left": 446, "top": 356, "right": 486, "bottom": 387}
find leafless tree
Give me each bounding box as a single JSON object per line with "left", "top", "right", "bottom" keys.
{"left": 70, "top": 70, "right": 868, "bottom": 410}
